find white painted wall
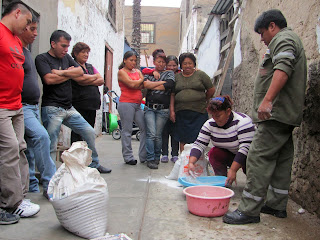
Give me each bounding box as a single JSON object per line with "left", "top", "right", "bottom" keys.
{"left": 56, "top": 0, "right": 124, "bottom": 144}
{"left": 180, "top": 9, "right": 198, "bottom": 53}
{"left": 196, "top": 17, "right": 220, "bottom": 78}
{"left": 234, "top": 18, "right": 242, "bottom": 68}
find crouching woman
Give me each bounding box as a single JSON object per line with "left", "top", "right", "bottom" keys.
{"left": 188, "top": 95, "right": 255, "bottom": 185}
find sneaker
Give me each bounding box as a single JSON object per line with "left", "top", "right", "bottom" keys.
{"left": 0, "top": 208, "right": 20, "bottom": 225}
{"left": 260, "top": 205, "right": 287, "bottom": 218}
{"left": 161, "top": 155, "right": 169, "bottom": 163}
{"left": 97, "top": 165, "right": 112, "bottom": 174}
{"left": 171, "top": 156, "right": 179, "bottom": 163}
{"left": 147, "top": 160, "right": 158, "bottom": 169}
{"left": 12, "top": 199, "right": 40, "bottom": 218}
{"left": 154, "top": 159, "right": 160, "bottom": 165}
{"left": 125, "top": 160, "right": 137, "bottom": 165}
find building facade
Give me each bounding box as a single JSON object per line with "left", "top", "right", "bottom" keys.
{"left": 179, "top": 0, "right": 217, "bottom": 54}
{"left": 124, "top": 5, "right": 180, "bottom": 68}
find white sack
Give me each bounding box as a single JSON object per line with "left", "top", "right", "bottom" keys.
{"left": 48, "top": 141, "right": 109, "bottom": 239}
{"left": 165, "top": 157, "right": 181, "bottom": 180}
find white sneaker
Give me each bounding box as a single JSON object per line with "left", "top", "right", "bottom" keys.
{"left": 12, "top": 199, "right": 40, "bottom": 218}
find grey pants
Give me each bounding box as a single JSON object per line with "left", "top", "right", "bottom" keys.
{"left": 238, "top": 120, "right": 294, "bottom": 216}
{"left": 118, "top": 102, "right": 146, "bottom": 163}
{"left": 0, "top": 108, "right": 29, "bottom": 209}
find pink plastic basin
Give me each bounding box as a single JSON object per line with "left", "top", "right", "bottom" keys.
{"left": 183, "top": 186, "right": 234, "bottom": 217}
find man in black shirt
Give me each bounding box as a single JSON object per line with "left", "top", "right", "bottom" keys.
{"left": 35, "top": 30, "right": 111, "bottom": 175}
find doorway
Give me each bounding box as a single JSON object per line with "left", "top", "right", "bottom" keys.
{"left": 104, "top": 44, "right": 114, "bottom": 111}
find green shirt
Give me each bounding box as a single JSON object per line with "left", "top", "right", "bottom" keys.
{"left": 252, "top": 27, "right": 307, "bottom": 126}
{"left": 174, "top": 70, "right": 213, "bottom": 113}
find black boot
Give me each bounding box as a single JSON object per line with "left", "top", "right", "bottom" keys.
{"left": 260, "top": 205, "right": 287, "bottom": 218}
{"left": 223, "top": 209, "right": 260, "bottom": 224}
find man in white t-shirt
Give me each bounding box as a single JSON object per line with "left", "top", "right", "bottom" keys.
{"left": 102, "top": 86, "right": 110, "bottom": 133}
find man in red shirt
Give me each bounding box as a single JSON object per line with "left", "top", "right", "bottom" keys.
{"left": 0, "top": 1, "right": 40, "bottom": 225}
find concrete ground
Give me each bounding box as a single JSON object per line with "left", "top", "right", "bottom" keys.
{"left": 1, "top": 134, "right": 320, "bottom": 240}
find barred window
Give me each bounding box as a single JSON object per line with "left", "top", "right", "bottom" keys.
{"left": 141, "top": 23, "right": 155, "bottom": 44}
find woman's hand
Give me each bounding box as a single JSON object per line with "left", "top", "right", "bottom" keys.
{"left": 225, "top": 169, "right": 237, "bottom": 186}
{"left": 153, "top": 71, "right": 160, "bottom": 80}
{"left": 188, "top": 156, "right": 198, "bottom": 176}
{"left": 188, "top": 162, "right": 196, "bottom": 173}
{"left": 170, "top": 111, "right": 176, "bottom": 123}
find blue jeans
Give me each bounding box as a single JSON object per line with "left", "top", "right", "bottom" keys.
{"left": 144, "top": 107, "right": 169, "bottom": 161}
{"left": 23, "top": 104, "right": 56, "bottom": 192}
{"left": 41, "top": 106, "right": 100, "bottom": 168}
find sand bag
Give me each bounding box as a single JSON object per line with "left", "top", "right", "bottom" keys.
{"left": 178, "top": 144, "right": 208, "bottom": 179}
{"left": 48, "top": 141, "right": 109, "bottom": 239}
{"left": 165, "top": 157, "right": 181, "bottom": 180}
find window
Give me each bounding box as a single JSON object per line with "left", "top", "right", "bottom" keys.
{"left": 108, "top": 0, "right": 116, "bottom": 26}
{"left": 141, "top": 23, "right": 155, "bottom": 44}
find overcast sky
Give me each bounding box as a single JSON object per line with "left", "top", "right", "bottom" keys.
{"left": 125, "top": 0, "right": 182, "bottom": 8}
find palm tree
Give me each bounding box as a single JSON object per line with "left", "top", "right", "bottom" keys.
{"left": 132, "top": 0, "right": 141, "bottom": 68}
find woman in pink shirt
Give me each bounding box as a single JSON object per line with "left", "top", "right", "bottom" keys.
{"left": 117, "top": 51, "right": 146, "bottom": 165}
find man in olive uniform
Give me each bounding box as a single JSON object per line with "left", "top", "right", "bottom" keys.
{"left": 223, "top": 9, "right": 307, "bottom": 224}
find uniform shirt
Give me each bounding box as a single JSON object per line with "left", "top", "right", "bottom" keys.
{"left": 22, "top": 47, "right": 40, "bottom": 105}
{"left": 174, "top": 70, "right": 213, "bottom": 113}
{"left": 0, "top": 23, "right": 25, "bottom": 110}
{"left": 252, "top": 27, "right": 307, "bottom": 126}
{"left": 190, "top": 111, "right": 255, "bottom": 166}
{"left": 35, "top": 53, "right": 79, "bottom": 109}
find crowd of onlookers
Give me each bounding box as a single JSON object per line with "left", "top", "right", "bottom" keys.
{"left": 1, "top": 1, "right": 307, "bottom": 228}
{"left": 0, "top": 1, "right": 111, "bottom": 225}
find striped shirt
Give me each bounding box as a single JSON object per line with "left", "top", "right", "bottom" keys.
{"left": 144, "top": 70, "right": 175, "bottom": 106}
{"left": 190, "top": 111, "right": 255, "bottom": 165}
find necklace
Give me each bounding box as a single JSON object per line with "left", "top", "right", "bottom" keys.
{"left": 124, "top": 67, "right": 135, "bottom": 73}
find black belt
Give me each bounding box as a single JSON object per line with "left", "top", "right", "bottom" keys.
{"left": 146, "top": 103, "right": 169, "bottom": 110}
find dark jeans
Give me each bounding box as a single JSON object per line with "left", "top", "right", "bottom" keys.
{"left": 102, "top": 112, "right": 110, "bottom": 132}
{"left": 161, "top": 119, "right": 179, "bottom": 157}
{"left": 71, "top": 108, "right": 97, "bottom": 143}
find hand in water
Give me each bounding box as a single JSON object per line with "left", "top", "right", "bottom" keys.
{"left": 188, "top": 162, "right": 202, "bottom": 179}
{"left": 225, "top": 169, "right": 237, "bottom": 186}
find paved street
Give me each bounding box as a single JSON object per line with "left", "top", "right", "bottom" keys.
{"left": 1, "top": 134, "right": 320, "bottom": 240}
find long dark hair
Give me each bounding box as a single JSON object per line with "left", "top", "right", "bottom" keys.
{"left": 119, "top": 51, "right": 137, "bottom": 70}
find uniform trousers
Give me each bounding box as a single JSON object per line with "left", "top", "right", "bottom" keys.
{"left": 238, "top": 120, "right": 294, "bottom": 216}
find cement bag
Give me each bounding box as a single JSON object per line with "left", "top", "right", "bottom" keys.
{"left": 165, "top": 157, "right": 181, "bottom": 180}
{"left": 178, "top": 144, "right": 208, "bottom": 179}
{"left": 48, "top": 141, "right": 108, "bottom": 239}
